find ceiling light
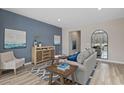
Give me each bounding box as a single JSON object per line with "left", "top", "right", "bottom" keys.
{"left": 58, "top": 18, "right": 61, "bottom": 22}
{"left": 98, "top": 8, "right": 102, "bottom": 10}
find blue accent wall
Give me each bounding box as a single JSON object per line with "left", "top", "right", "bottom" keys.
{"left": 0, "top": 9, "right": 62, "bottom": 62}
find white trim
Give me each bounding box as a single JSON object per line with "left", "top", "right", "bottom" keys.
{"left": 97, "top": 59, "right": 124, "bottom": 64}
{"left": 24, "top": 62, "right": 32, "bottom": 66}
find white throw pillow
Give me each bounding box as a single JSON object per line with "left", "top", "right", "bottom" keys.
{"left": 92, "top": 48, "right": 95, "bottom": 53}
{"left": 77, "top": 52, "right": 85, "bottom": 64}
{"left": 86, "top": 48, "right": 91, "bottom": 55}
{"left": 82, "top": 50, "right": 90, "bottom": 59}
{"left": 85, "top": 48, "right": 95, "bottom": 55}
{"left": 77, "top": 50, "right": 90, "bottom": 64}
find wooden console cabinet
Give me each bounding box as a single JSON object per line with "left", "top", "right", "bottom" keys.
{"left": 32, "top": 46, "right": 55, "bottom": 65}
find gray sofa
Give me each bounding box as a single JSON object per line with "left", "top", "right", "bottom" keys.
{"left": 64, "top": 49, "right": 97, "bottom": 85}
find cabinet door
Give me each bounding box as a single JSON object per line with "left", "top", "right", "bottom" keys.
{"left": 50, "top": 50, "right": 55, "bottom": 58}
{"left": 36, "top": 51, "right": 42, "bottom": 62}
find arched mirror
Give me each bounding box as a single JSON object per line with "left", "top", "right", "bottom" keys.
{"left": 91, "top": 30, "right": 108, "bottom": 59}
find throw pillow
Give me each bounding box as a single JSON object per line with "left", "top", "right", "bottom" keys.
{"left": 67, "top": 52, "right": 80, "bottom": 62}
{"left": 82, "top": 50, "right": 90, "bottom": 60}
{"left": 77, "top": 49, "right": 94, "bottom": 64}
{"left": 85, "top": 48, "right": 95, "bottom": 55}
{"left": 77, "top": 52, "right": 85, "bottom": 64}
{"left": 85, "top": 48, "right": 92, "bottom": 55}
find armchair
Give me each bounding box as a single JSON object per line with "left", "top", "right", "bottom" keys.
{"left": 0, "top": 51, "right": 25, "bottom": 75}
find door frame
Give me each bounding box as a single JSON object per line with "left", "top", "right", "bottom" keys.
{"left": 68, "top": 30, "right": 81, "bottom": 55}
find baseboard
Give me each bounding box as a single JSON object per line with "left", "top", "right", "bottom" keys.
{"left": 97, "top": 59, "right": 124, "bottom": 64}
{"left": 24, "top": 62, "right": 32, "bottom": 65}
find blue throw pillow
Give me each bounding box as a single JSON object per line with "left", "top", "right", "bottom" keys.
{"left": 67, "top": 52, "right": 80, "bottom": 62}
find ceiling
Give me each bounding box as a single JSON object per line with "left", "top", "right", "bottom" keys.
{"left": 4, "top": 8, "right": 124, "bottom": 29}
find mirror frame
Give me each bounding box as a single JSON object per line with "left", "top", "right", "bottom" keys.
{"left": 91, "top": 29, "right": 108, "bottom": 60}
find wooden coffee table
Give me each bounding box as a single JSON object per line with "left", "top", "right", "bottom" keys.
{"left": 46, "top": 63, "right": 77, "bottom": 85}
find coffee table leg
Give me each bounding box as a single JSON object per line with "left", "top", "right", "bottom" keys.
{"left": 51, "top": 59, "right": 54, "bottom": 65}
{"left": 71, "top": 74, "right": 75, "bottom": 84}
{"left": 0, "top": 70, "right": 2, "bottom": 75}
{"left": 56, "top": 59, "right": 59, "bottom": 65}
{"left": 60, "top": 77, "right": 64, "bottom": 84}
{"left": 49, "top": 73, "right": 53, "bottom": 85}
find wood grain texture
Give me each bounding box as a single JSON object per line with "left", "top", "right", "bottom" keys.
{"left": 90, "top": 62, "right": 124, "bottom": 85}
{"left": 0, "top": 62, "right": 124, "bottom": 85}
{"left": 32, "top": 46, "right": 55, "bottom": 65}
{"left": 46, "top": 64, "right": 77, "bottom": 77}
{"left": 0, "top": 65, "right": 48, "bottom": 85}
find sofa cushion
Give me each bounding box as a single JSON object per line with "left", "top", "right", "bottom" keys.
{"left": 85, "top": 48, "right": 95, "bottom": 55}
{"left": 83, "top": 50, "right": 90, "bottom": 59}
{"left": 77, "top": 50, "right": 90, "bottom": 64}
{"left": 77, "top": 52, "right": 85, "bottom": 64}
{"left": 15, "top": 58, "right": 25, "bottom": 68}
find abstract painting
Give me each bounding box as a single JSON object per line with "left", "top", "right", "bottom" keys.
{"left": 72, "top": 40, "right": 76, "bottom": 50}
{"left": 54, "top": 35, "right": 61, "bottom": 45}
{"left": 4, "top": 28, "right": 26, "bottom": 49}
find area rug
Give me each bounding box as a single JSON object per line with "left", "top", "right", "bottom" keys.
{"left": 31, "top": 62, "right": 60, "bottom": 82}
{"left": 31, "top": 61, "right": 97, "bottom": 85}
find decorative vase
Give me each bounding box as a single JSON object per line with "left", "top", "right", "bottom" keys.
{"left": 39, "top": 43, "right": 42, "bottom": 47}
{"left": 34, "top": 40, "right": 37, "bottom": 46}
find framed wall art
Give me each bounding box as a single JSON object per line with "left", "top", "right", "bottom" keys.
{"left": 54, "top": 35, "right": 61, "bottom": 45}
{"left": 4, "top": 28, "right": 26, "bottom": 49}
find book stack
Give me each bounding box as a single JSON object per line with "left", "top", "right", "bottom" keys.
{"left": 57, "top": 63, "right": 70, "bottom": 71}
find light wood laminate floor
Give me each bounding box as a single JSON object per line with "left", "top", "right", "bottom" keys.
{"left": 0, "top": 64, "right": 48, "bottom": 85}
{"left": 90, "top": 62, "right": 124, "bottom": 85}
{"left": 0, "top": 62, "right": 124, "bottom": 85}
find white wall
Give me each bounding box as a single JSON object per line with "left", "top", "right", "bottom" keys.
{"left": 62, "top": 18, "right": 124, "bottom": 62}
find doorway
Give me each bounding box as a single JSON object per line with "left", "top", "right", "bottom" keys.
{"left": 69, "top": 31, "right": 81, "bottom": 55}
{"left": 91, "top": 30, "right": 108, "bottom": 59}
